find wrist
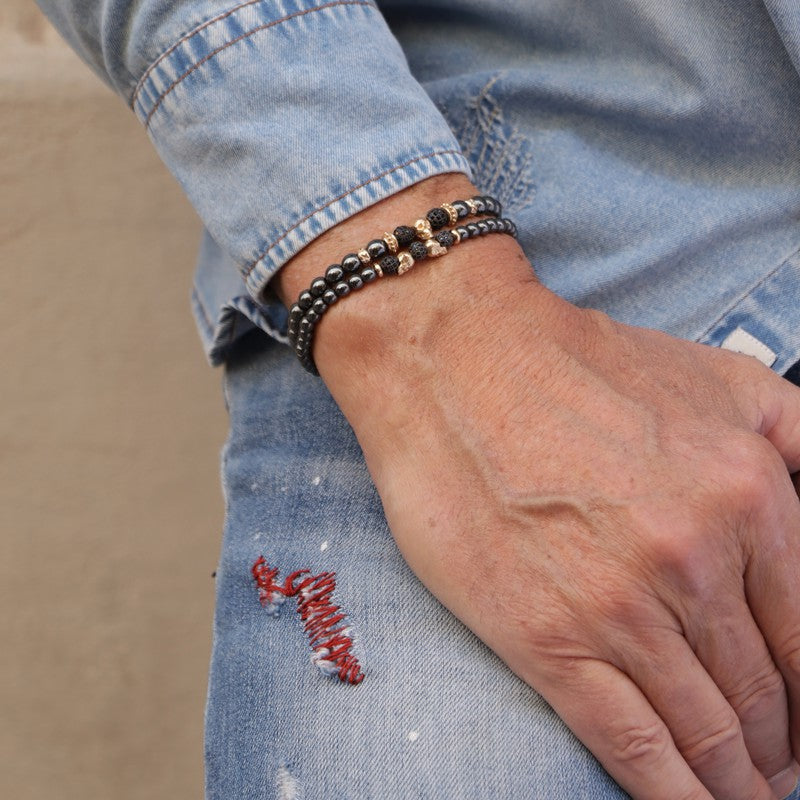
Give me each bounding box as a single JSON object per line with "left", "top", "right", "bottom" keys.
{"left": 274, "top": 174, "right": 548, "bottom": 393}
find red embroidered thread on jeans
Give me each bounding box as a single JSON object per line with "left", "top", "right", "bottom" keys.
{"left": 252, "top": 556, "right": 365, "bottom": 685}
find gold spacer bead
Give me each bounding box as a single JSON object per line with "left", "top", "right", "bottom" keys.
{"left": 383, "top": 232, "right": 399, "bottom": 254}
{"left": 425, "top": 239, "right": 448, "bottom": 258}
{"left": 358, "top": 249, "right": 371, "bottom": 264}
{"left": 451, "top": 228, "right": 461, "bottom": 244}
{"left": 414, "top": 218, "right": 433, "bottom": 240}
{"left": 466, "top": 198, "right": 479, "bottom": 216}
{"left": 441, "top": 202, "right": 458, "bottom": 226}
{"left": 397, "top": 252, "right": 415, "bottom": 275}
{"left": 374, "top": 262, "right": 384, "bottom": 278}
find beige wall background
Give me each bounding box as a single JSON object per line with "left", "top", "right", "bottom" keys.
{"left": 1, "top": 3, "right": 229, "bottom": 798}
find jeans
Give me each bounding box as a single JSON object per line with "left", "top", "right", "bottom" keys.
{"left": 205, "top": 328, "right": 800, "bottom": 799}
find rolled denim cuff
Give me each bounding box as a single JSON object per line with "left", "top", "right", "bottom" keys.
{"left": 131, "top": 0, "right": 470, "bottom": 334}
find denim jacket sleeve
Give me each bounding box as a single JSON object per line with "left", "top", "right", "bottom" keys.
{"left": 35, "top": 0, "right": 472, "bottom": 364}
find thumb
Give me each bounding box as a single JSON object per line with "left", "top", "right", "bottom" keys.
{"left": 749, "top": 367, "right": 800, "bottom": 472}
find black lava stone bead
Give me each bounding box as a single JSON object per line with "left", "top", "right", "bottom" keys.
{"left": 393, "top": 225, "right": 416, "bottom": 247}
{"left": 435, "top": 230, "right": 455, "bottom": 247}
{"left": 426, "top": 207, "right": 450, "bottom": 230}
{"left": 380, "top": 255, "right": 400, "bottom": 275}
{"left": 408, "top": 240, "right": 428, "bottom": 260}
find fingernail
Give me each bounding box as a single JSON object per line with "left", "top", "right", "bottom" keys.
{"left": 769, "top": 761, "right": 800, "bottom": 800}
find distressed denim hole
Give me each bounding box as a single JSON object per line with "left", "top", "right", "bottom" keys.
{"left": 276, "top": 765, "right": 302, "bottom": 800}
{"left": 453, "top": 72, "right": 536, "bottom": 214}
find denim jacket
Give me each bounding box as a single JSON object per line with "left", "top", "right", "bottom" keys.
{"left": 36, "top": 0, "right": 800, "bottom": 372}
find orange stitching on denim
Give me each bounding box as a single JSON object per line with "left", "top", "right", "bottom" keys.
{"left": 131, "top": 0, "right": 266, "bottom": 109}
{"left": 142, "top": 1, "right": 374, "bottom": 128}
{"left": 241, "top": 150, "right": 465, "bottom": 282}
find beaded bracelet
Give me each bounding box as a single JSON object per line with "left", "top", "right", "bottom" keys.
{"left": 287, "top": 195, "right": 516, "bottom": 374}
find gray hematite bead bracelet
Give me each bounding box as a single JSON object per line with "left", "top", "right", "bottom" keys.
{"left": 286, "top": 195, "right": 516, "bottom": 375}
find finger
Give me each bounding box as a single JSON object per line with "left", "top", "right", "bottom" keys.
{"left": 683, "top": 592, "right": 799, "bottom": 795}
{"left": 750, "top": 370, "right": 800, "bottom": 471}
{"left": 613, "top": 629, "right": 774, "bottom": 799}
{"left": 532, "top": 658, "right": 714, "bottom": 800}
{"left": 744, "top": 483, "right": 800, "bottom": 762}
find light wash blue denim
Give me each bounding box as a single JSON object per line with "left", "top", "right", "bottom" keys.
{"left": 36, "top": 0, "right": 800, "bottom": 371}
{"left": 36, "top": 0, "right": 800, "bottom": 796}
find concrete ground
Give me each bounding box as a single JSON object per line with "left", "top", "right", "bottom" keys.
{"left": 1, "top": 4, "right": 229, "bottom": 798}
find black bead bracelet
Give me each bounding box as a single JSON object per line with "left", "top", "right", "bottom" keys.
{"left": 287, "top": 195, "right": 514, "bottom": 375}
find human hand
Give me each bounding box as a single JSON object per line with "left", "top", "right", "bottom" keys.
{"left": 278, "top": 175, "right": 800, "bottom": 799}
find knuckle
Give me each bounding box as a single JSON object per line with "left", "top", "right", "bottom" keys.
{"left": 679, "top": 709, "right": 743, "bottom": 772}
{"left": 642, "top": 523, "right": 721, "bottom": 597}
{"left": 717, "top": 435, "right": 783, "bottom": 509}
{"left": 606, "top": 719, "right": 673, "bottom": 767}
{"left": 726, "top": 666, "right": 786, "bottom": 724}
{"left": 778, "top": 630, "right": 800, "bottom": 683}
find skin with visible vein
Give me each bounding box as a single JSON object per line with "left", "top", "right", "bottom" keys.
{"left": 275, "top": 173, "right": 800, "bottom": 800}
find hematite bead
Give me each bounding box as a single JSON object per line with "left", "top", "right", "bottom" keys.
{"left": 347, "top": 274, "right": 364, "bottom": 291}
{"left": 455, "top": 225, "right": 469, "bottom": 240}
{"left": 466, "top": 223, "right": 480, "bottom": 237}
{"left": 322, "top": 289, "right": 337, "bottom": 304}
{"left": 380, "top": 254, "right": 400, "bottom": 275}
{"left": 310, "top": 277, "right": 327, "bottom": 297}
{"left": 312, "top": 298, "right": 326, "bottom": 314}
{"left": 408, "top": 240, "right": 428, "bottom": 260}
{"left": 394, "top": 225, "right": 416, "bottom": 247}
{"left": 298, "top": 291, "right": 313, "bottom": 310}
{"left": 426, "top": 207, "right": 449, "bottom": 230}
{"left": 289, "top": 305, "right": 303, "bottom": 322}
{"left": 325, "top": 264, "right": 344, "bottom": 285}
{"left": 485, "top": 218, "right": 498, "bottom": 232}
{"left": 299, "top": 318, "right": 312, "bottom": 334}
{"left": 472, "top": 196, "right": 486, "bottom": 213}
{"left": 305, "top": 308, "right": 319, "bottom": 323}
{"left": 366, "top": 239, "right": 387, "bottom": 260}
{"left": 334, "top": 281, "right": 351, "bottom": 297}
{"left": 341, "top": 253, "right": 361, "bottom": 273}
{"left": 360, "top": 266, "right": 377, "bottom": 283}
{"left": 453, "top": 200, "right": 470, "bottom": 219}
{"left": 435, "top": 230, "right": 455, "bottom": 247}
{"left": 477, "top": 220, "right": 490, "bottom": 235}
